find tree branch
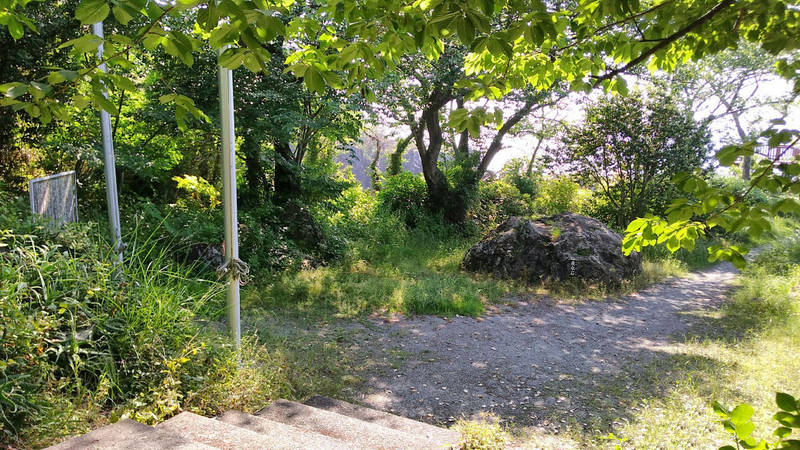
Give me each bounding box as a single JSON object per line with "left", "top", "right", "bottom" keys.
{"left": 592, "top": 0, "right": 736, "bottom": 87}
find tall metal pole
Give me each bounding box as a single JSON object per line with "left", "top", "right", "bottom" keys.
{"left": 93, "top": 22, "right": 123, "bottom": 263}
{"left": 218, "top": 50, "right": 241, "bottom": 349}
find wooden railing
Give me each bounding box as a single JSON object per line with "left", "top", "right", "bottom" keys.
{"left": 754, "top": 145, "right": 800, "bottom": 162}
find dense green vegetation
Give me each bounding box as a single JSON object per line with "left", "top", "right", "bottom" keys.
{"left": 2, "top": 0, "right": 800, "bottom": 448}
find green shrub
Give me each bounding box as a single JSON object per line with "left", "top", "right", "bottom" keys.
{"left": 710, "top": 174, "right": 782, "bottom": 208}
{"left": 0, "top": 196, "right": 291, "bottom": 446}
{"left": 533, "top": 176, "right": 584, "bottom": 215}
{"left": 377, "top": 172, "right": 429, "bottom": 227}
{"left": 137, "top": 198, "right": 222, "bottom": 251}
{"left": 469, "top": 180, "right": 532, "bottom": 228}
{"left": 172, "top": 174, "right": 220, "bottom": 209}
{"left": 501, "top": 157, "right": 541, "bottom": 197}
{"left": 453, "top": 414, "right": 510, "bottom": 449}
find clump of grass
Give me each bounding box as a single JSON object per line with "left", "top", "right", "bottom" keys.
{"left": 0, "top": 205, "right": 295, "bottom": 447}
{"left": 453, "top": 413, "right": 510, "bottom": 449}
{"left": 248, "top": 223, "right": 524, "bottom": 318}
{"left": 248, "top": 210, "right": 704, "bottom": 318}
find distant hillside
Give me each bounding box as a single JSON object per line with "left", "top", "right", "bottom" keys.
{"left": 337, "top": 143, "right": 423, "bottom": 189}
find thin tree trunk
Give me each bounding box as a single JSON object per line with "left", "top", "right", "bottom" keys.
{"left": 242, "top": 134, "right": 265, "bottom": 206}
{"left": 526, "top": 138, "right": 545, "bottom": 176}
{"left": 732, "top": 114, "right": 751, "bottom": 180}
{"left": 273, "top": 140, "right": 300, "bottom": 204}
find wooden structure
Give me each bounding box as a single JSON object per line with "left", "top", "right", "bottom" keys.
{"left": 28, "top": 171, "right": 78, "bottom": 223}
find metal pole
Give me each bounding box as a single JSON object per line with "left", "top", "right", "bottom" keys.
{"left": 218, "top": 50, "right": 241, "bottom": 349}
{"left": 93, "top": 22, "right": 123, "bottom": 263}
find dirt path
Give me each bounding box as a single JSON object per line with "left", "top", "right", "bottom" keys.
{"left": 346, "top": 262, "right": 739, "bottom": 433}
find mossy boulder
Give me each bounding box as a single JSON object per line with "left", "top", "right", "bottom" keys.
{"left": 462, "top": 213, "right": 641, "bottom": 285}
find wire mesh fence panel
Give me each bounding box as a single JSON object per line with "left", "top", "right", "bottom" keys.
{"left": 28, "top": 171, "right": 78, "bottom": 223}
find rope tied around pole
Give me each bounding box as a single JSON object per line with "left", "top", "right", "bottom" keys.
{"left": 217, "top": 258, "right": 250, "bottom": 285}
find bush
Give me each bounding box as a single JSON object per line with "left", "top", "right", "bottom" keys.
{"left": 453, "top": 414, "right": 510, "bottom": 449}
{"left": 0, "top": 196, "right": 290, "bottom": 445}
{"left": 558, "top": 93, "right": 709, "bottom": 229}
{"left": 469, "top": 180, "right": 532, "bottom": 228}
{"left": 377, "top": 172, "right": 429, "bottom": 227}
{"left": 710, "top": 174, "right": 783, "bottom": 208}
{"left": 500, "top": 157, "right": 541, "bottom": 197}
{"left": 532, "top": 176, "right": 586, "bottom": 216}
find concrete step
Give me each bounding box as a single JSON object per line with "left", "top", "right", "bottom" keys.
{"left": 216, "top": 410, "right": 359, "bottom": 449}
{"left": 304, "top": 396, "right": 459, "bottom": 444}
{"left": 257, "top": 399, "right": 450, "bottom": 450}
{"left": 158, "top": 411, "right": 352, "bottom": 450}
{"left": 46, "top": 418, "right": 216, "bottom": 450}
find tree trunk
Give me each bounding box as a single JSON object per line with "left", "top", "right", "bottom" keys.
{"left": 476, "top": 98, "right": 537, "bottom": 178}
{"left": 369, "top": 135, "right": 383, "bottom": 190}
{"left": 413, "top": 90, "right": 473, "bottom": 224}
{"left": 273, "top": 140, "right": 300, "bottom": 204}
{"left": 733, "top": 114, "right": 751, "bottom": 180}
{"left": 526, "top": 138, "right": 544, "bottom": 177}
{"left": 241, "top": 133, "right": 266, "bottom": 206}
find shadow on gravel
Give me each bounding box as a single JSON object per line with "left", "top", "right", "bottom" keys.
{"left": 244, "top": 262, "right": 776, "bottom": 441}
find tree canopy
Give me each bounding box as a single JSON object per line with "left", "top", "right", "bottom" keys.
{"left": 558, "top": 92, "right": 710, "bottom": 229}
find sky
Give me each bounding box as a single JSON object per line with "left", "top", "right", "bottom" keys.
{"left": 488, "top": 75, "right": 799, "bottom": 173}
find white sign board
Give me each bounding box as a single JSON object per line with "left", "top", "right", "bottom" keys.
{"left": 28, "top": 171, "right": 78, "bottom": 223}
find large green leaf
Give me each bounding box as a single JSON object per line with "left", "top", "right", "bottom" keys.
{"left": 76, "top": 0, "right": 110, "bottom": 25}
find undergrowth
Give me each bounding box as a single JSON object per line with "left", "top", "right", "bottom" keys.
{"left": 247, "top": 210, "right": 733, "bottom": 317}
{"left": 0, "top": 197, "right": 294, "bottom": 448}
{"left": 247, "top": 214, "right": 526, "bottom": 318}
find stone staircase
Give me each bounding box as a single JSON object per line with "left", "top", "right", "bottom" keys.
{"left": 47, "top": 396, "right": 460, "bottom": 449}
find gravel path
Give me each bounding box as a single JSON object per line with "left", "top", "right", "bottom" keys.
{"left": 347, "top": 262, "right": 739, "bottom": 430}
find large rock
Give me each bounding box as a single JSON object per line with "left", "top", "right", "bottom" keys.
{"left": 462, "top": 213, "right": 641, "bottom": 285}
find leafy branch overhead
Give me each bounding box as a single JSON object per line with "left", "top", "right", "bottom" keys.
{"left": 2, "top": 0, "right": 798, "bottom": 114}
{"left": 623, "top": 129, "right": 800, "bottom": 268}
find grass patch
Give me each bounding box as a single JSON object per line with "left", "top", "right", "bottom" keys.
{"left": 246, "top": 216, "right": 702, "bottom": 318}
{"left": 246, "top": 227, "right": 525, "bottom": 318}
{"left": 453, "top": 413, "right": 511, "bottom": 449}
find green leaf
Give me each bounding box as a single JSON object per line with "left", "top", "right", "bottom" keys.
{"left": 304, "top": 68, "right": 325, "bottom": 93}
{"left": 218, "top": 48, "right": 244, "bottom": 69}
{"left": 781, "top": 440, "right": 800, "bottom": 450}
{"left": 242, "top": 53, "right": 262, "bottom": 73}
{"left": 740, "top": 437, "right": 766, "bottom": 450}
{"left": 109, "top": 75, "right": 136, "bottom": 92}
{"left": 774, "top": 427, "right": 792, "bottom": 438}
{"left": 777, "top": 393, "right": 798, "bottom": 412}
{"left": 456, "top": 16, "right": 475, "bottom": 45}
{"left": 92, "top": 92, "right": 117, "bottom": 113}
{"left": 111, "top": 3, "right": 134, "bottom": 24}
{"left": 1, "top": 82, "right": 28, "bottom": 99}
{"left": 7, "top": 16, "right": 24, "bottom": 40}
{"left": 737, "top": 421, "right": 755, "bottom": 439}
{"left": 159, "top": 93, "right": 178, "bottom": 104}
{"left": 76, "top": 0, "right": 111, "bottom": 25}
{"left": 774, "top": 412, "right": 800, "bottom": 427}
{"left": 730, "top": 404, "right": 754, "bottom": 426}
{"left": 730, "top": 252, "right": 747, "bottom": 270}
